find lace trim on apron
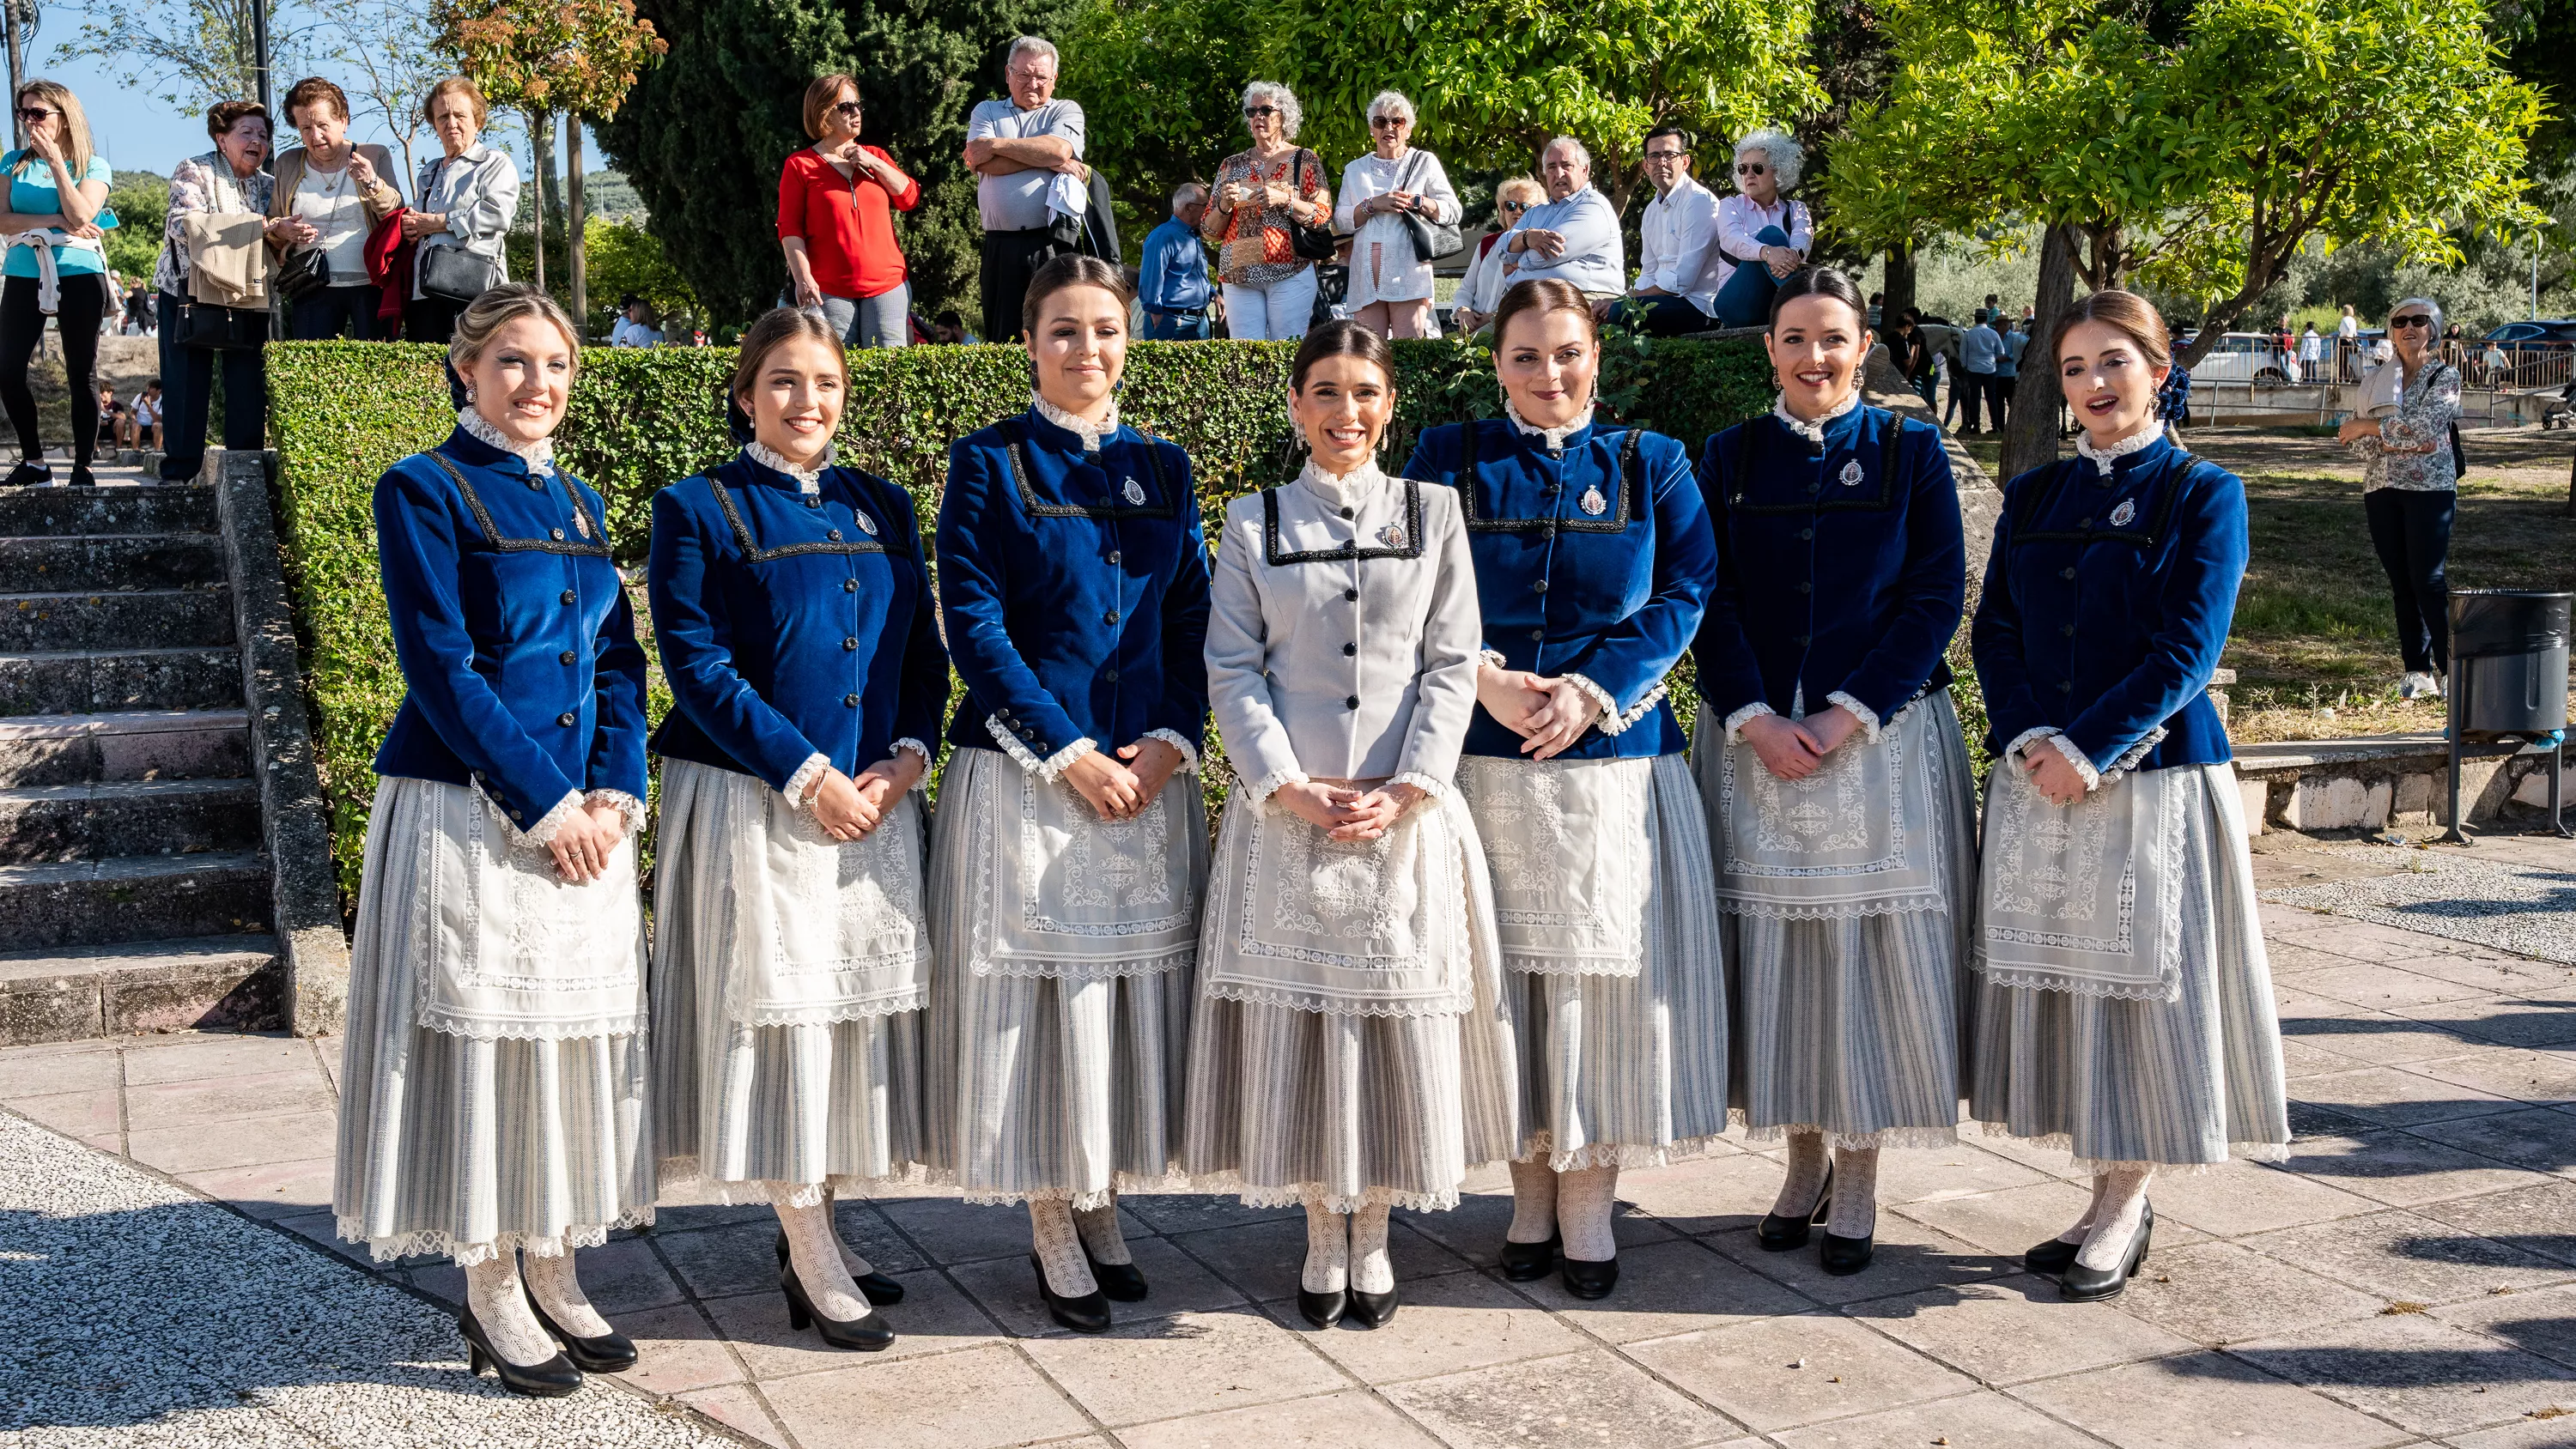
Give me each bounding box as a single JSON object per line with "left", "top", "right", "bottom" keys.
{"left": 717, "top": 767, "right": 930, "bottom": 1028}
{"left": 966, "top": 765, "right": 1201, "bottom": 980}
{"left": 1713, "top": 695, "right": 1953, "bottom": 919}
{"left": 1971, "top": 754, "right": 2188, "bottom": 1002}
{"left": 413, "top": 779, "right": 646, "bottom": 1041}
{"left": 1455, "top": 755, "right": 1649, "bottom": 976}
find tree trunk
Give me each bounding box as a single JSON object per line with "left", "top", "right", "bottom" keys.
{"left": 530, "top": 111, "right": 552, "bottom": 292}
{"left": 1999, "top": 223, "right": 2080, "bottom": 484}
{"left": 1880, "top": 242, "right": 1916, "bottom": 322}
{"left": 568, "top": 116, "right": 587, "bottom": 331}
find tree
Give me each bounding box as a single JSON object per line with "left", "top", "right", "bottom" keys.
{"left": 52, "top": 0, "right": 307, "bottom": 112}
{"left": 1059, "top": 0, "right": 1265, "bottom": 226}
{"left": 322, "top": 0, "right": 448, "bottom": 182}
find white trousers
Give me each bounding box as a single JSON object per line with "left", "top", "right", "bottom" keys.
{"left": 1223, "top": 268, "right": 1321, "bottom": 342}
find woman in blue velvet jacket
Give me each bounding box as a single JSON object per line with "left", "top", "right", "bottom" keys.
{"left": 922, "top": 254, "right": 1212, "bottom": 1334}
{"left": 1402, "top": 277, "right": 1725, "bottom": 1302}
{"left": 646, "top": 308, "right": 949, "bottom": 1353}
{"left": 1966, "top": 290, "right": 2287, "bottom": 1305}
{"left": 1691, "top": 268, "right": 1973, "bottom": 1279}
{"left": 331, "top": 286, "right": 653, "bottom": 1397}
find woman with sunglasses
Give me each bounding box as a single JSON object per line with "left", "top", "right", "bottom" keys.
{"left": 0, "top": 82, "right": 113, "bottom": 487}
{"left": 1451, "top": 177, "right": 1541, "bottom": 335}
{"left": 1335, "top": 89, "right": 1459, "bottom": 340}
{"left": 2334, "top": 299, "right": 2462, "bottom": 701}
{"left": 1708, "top": 130, "right": 1811, "bottom": 329}
{"left": 780, "top": 74, "right": 920, "bottom": 349}
{"left": 1203, "top": 81, "right": 1331, "bottom": 341}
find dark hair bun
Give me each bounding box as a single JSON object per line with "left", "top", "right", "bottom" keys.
{"left": 1766, "top": 267, "right": 1868, "bottom": 330}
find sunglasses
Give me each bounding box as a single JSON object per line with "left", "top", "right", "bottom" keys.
{"left": 1735, "top": 161, "right": 1767, "bottom": 176}
{"left": 1369, "top": 115, "right": 1406, "bottom": 128}
{"left": 2390, "top": 314, "right": 2435, "bottom": 330}
{"left": 830, "top": 100, "right": 864, "bottom": 115}
{"left": 14, "top": 106, "right": 54, "bottom": 122}
{"left": 1243, "top": 105, "right": 1279, "bottom": 118}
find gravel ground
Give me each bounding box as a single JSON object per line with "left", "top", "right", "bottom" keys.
{"left": 0, "top": 1112, "right": 731, "bottom": 1448}
{"left": 2260, "top": 843, "right": 2576, "bottom": 963}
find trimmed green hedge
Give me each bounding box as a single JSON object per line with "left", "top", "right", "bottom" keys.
{"left": 267, "top": 334, "right": 1771, "bottom": 904}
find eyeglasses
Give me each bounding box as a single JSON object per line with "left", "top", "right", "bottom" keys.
{"left": 1242, "top": 105, "right": 1279, "bottom": 118}
{"left": 14, "top": 106, "right": 54, "bottom": 122}
{"left": 1644, "top": 149, "right": 1688, "bottom": 162}
{"left": 831, "top": 100, "right": 864, "bottom": 115}
{"left": 2390, "top": 314, "right": 2435, "bottom": 330}
{"left": 1369, "top": 115, "right": 1406, "bottom": 129}
{"left": 1735, "top": 161, "right": 1767, "bottom": 176}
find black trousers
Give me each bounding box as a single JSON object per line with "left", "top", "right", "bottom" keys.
{"left": 290, "top": 283, "right": 380, "bottom": 340}
{"left": 1956, "top": 370, "right": 1993, "bottom": 432}
{"left": 980, "top": 227, "right": 1066, "bottom": 343}
{"left": 404, "top": 293, "right": 465, "bottom": 346}
{"left": 0, "top": 272, "right": 106, "bottom": 470}
{"left": 2365, "top": 487, "right": 2455, "bottom": 675}
{"left": 155, "top": 289, "right": 268, "bottom": 482}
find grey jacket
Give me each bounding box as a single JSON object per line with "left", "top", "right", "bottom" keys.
{"left": 410, "top": 142, "right": 519, "bottom": 298}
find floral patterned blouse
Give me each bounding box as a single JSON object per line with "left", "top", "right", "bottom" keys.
{"left": 2359, "top": 358, "right": 2460, "bottom": 494}
{"left": 153, "top": 150, "right": 274, "bottom": 296}
{"left": 1200, "top": 146, "right": 1330, "bottom": 287}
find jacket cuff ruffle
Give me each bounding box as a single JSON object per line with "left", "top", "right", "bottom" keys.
{"left": 890, "top": 738, "right": 932, "bottom": 791}
{"left": 1478, "top": 648, "right": 1510, "bottom": 672}
{"left": 495, "top": 788, "right": 588, "bottom": 851}
{"left": 1143, "top": 728, "right": 1201, "bottom": 773}
{"left": 781, "top": 752, "right": 832, "bottom": 809}
{"left": 1386, "top": 770, "right": 1451, "bottom": 803}
{"left": 987, "top": 714, "right": 1096, "bottom": 780}
{"left": 1722, "top": 700, "right": 1777, "bottom": 744}
{"left": 1246, "top": 766, "right": 1307, "bottom": 803}
{"left": 1571, "top": 674, "right": 1667, "bottom": 737}
{"left": 583, "top": 790, "right": 646, "bottom": 839}
{"left": 1823, "top": 691, "right": 1883, "bottom": 743}
{"left": 2008, "top": 726, "right": 2103, "bottom": 792}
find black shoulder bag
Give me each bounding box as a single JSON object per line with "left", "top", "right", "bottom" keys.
{"left": 1289, "top": 149, "right": 1338, "bottom": 263}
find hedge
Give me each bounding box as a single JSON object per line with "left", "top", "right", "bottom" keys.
{"left": 266, "top": 333, "right": 1771, "bottom": 905}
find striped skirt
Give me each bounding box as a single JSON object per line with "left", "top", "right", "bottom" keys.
{"left": 1966, "top": 763, "right": 2291, "bottom": 1171}
{"left": 1479, "top": 753, "right": 1730, "bottom": 1171}
{"left": 331, "top": 776, "right": 654, "bottom": 1264}
{"left": 1180, "top": 790, "right": 1518, "bottom": 1211}
{"left": 920, "top": 747, "right": 1201, "bottom": 1208}
{"left": 649, "top": 759, "right": 927, "bottom": 1207}
{"left": 1695, "top": 700, "right": 1979, "bottom": 1149}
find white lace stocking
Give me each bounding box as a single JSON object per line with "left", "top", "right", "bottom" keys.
{"left": 1506, "top": 1159, "right": 1559, "bottom": 1245}
{"left": 778, "top": 1200, "right": 871, "bottom": 1322}
{"left": 2055, "top": 1173, "right": 2111, "bottom": 1246}
{"left": 1302, "top": 1201, "right": 1349, "bottom": 1294}
{"left": 522, "top": 1249, "right": 613, "bottom": 1339}
{"left": 1073, "top": 1197, "right": 1133, "bottom": 1267}
{"left": 463, "top": 1255, "right": 559, "bottom": 1367}
{"left": 2077, "top": 1167, "right": 2154, "bottom": 1271}
{"left": 815, "top": 1189, "right": 882, "bottom": 1279}
{"left": 1350, "top": 1203, "right": 1395, "bottom": 1294}
{"left": 1771, "top": 1129, "right": 1830, "bottom": 1221}
{"left": 1826, "top": 1145, "right": 1880, "bottom": 1240}
{"left": 1558, "top": 1166, "right": 1619, "bottom": 1262}
{"left": 1030, "top": 1198, "right": 1098, "bottom": 1297}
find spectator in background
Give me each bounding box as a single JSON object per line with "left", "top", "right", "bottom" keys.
{"left": 404, "top": 76, "right": 519, "bottom": 345}
{"left": 1335, "top": 89, "right": 1459, "bottom": 340}
{"left": 156, "top": 100, "right": 283, "bottom": 483}
{"left": 1138, "top": 183, "right": 1213, "bottom": 340}
{"left": 0, "top": 80, "right": 113, "bottom": 487}
{"left": 95, "top": 380, "right": 120, "bottom": 454}
{"left": 1989, "top": 314, "right": 2019, "bottom": 430}
{"left": 268, "top": 76, "right": 401, "bottom": 342}
{"left": 611, "top": 295, "right": 662, "bottom": 347}
{"left": 963, "top": 36, "right": 1086, "bottom": 343}
{"left": 128, "top": 378, "right": 161, "bottom": 451}
{"left": 1496, "top": 136, "right": 1622, "bottom": 301}
{"left": 1450, "top": 178, "right": 1538, "bottom": 336}
{"left": 929, "top": 310, "right": 976, "bottom": 345}
{"left": 1886, "top": 309, "right": 1933, "bottom": 407}
{"left": 2300, "top": 324, "right": 2323, "bottom": 385}
{"left": 1204, "top": 80, "right": 1331, "bottom": 342}
{"left": 1605, "top": 124, "right": 1722, "bottom": 336}
{"left": 2336, "top": 296, "right": 2463, "bottom": 701}
{"left": 780, "top": 73, "right": 920, "bottom": 350}
{"left": 2336, "top": 303, "right": 2360, "bottom": 380}
{"left": 1957, "top": 310, "right": 2002, "bottom": 434}
{"left": 1708, "top": 130, "right": 1811, "bottom": 328}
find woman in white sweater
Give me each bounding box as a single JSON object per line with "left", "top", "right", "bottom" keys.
{"left": 1334, "top": 90, "right": 1460, "bottom": 339}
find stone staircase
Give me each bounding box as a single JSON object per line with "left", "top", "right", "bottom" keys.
{"left": 0, "top": 482, "right": 285, "bottom": 1043}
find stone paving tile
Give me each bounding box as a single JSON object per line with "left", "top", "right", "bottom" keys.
{"left": 1505, "top": 1236, "right": 1813, "bottom": 1343}
{"left": 821, "top": 1198, "right": 932, "bottom": 1274}
{"left": 2431, "top": 1282, "right": 2576, "bottom": 1373}
{"left": 174, "top": 1153, "right": 333, "bottom": 1219}
{"left": 2275, "top": 991, "right": 2470, "bottom": 1068}
{"left": 1870, "top": 1143, "right": 2054, "bottom": 1205}
{"left": 1892, "top": 1178, "right": 2123, "bottom": 1259}
{"left": 2415, "top": 1181, "right": 2576, "bottom": 1267}
{"left": 702, "top": 1266, "right": 999, "bottom": 1375}
{"left": 2397, "top": 997, "right": 2576, "bottom": 1053}
{"left": 878, "top": 1195, "right": 1063, "bottom": 1266}
{"left": 1118, "top": 1191, "right": 1303, "bottom": 1237}
{"left": 561, "top": 1234, "right": 688, "bottom": 1314}
{"left": 9, "top": 1086, "right": 120, "bottom": 1140}
{"left": 2294, "top": 963, "right": 2508, "bottom": 1010}
{"left": 951, "top": 1234, "right": 1245, "bottom": 1338}
{"left": 2406, "top": 1049, "right": 2576, "bottom": 1107}
{"left": 0, "top": 1042, "right": 119, "bottom": 1097}
{"left": 119, "top": 1031, "right": 318, "bottom": 1085}
{"left": 1707, "top": 1210, "right": 2019, "bottom": 1307}
{"left": 2145, "top": 1161, "right": 2384, "bottom": 1237}
{"left": 2008, "top": 1352, "right": 2418, "bottom": 1448}
{"left": 1959, "top": 1131, "right": 2095, "bottom": 1181}
{"left": 1615, "top": 1150, "right": 1790, "bottom": 1234}
{"left": 2293, "top": 1066, "right": 2521, "bottom": 1129}
{"left": 2112, "top": 1240, "right": 2389, "bottom": 1347}
{"left": 1171, "top": 1216, "right": 1469, "bottom": 1303}
{"left": 1770, "top": 1388, "right": 2119, "bottom": 1448}
{"left": 1625, "top": 1308, "right": 1980, "bottom": 1434}
{"left": 671, "top": 1383, "right": 788, "bottom": 1448}
{"left": 2392, "top": 951, "right": 2576, "bottom": 996}
{"left": 2280, "top": 1131, "right": 2553, "bottom": 1210}
{"left": 2282, "top": 1037, "right": 2379, "bottom": 1079}
{"left": 757, "top": 1341, "right": 1092, "bottom": 1448}
{"left": 270, "top": 1207, "right": 392, "bottom": 1271}
{"left": 604, "top": 1301, "right": 744, "bottom": 1397}
{"left": 656, "top": 1220, "right": 798, "bottom": 1300}
{"left": 2449, "top": 1416, "right": 2576, "bottom": 1448}
{"left": 1112, "top": 1388, "right": 1449, "bottom": 1449}
{"left": 1380, "top": 1346, "right": 1745, "bottom": 1449}
{"left": 2242, "top": 1208, "right": 2576, "bottom": 1306}
{"left": 2226, "top": 1309, "right": 2576, "bottom": 1439}
{"left": 1841, "top": 1277, "right": 2198, "bottom": 1385}
{"left": 1262, "top": 1268, "right": 1586, "bottom": 1384}
{"left": 127, "top": 1108, "right": 339, "bottom": 1173}
{"left": 1018, "top": 1306, "right": 1348, "bottom": 1427}
{"left": 2409, "top": 1107, "right": 2576, "bottom": 1178}
{"left": 121, "top": 1066, "right": 334, "bottom": 1131}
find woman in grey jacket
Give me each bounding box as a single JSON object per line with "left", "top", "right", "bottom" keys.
{"left": 405, "top": 76, "right": 519, "bottom": 343}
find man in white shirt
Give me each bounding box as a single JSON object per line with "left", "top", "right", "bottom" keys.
{"left": 963, "top": 34, "right": 1087, "bottom": 343}
{"left": 1496, "top": 136, "right": 1624, "bottom": 300}
{"left": 1602, "top": 124, "right": 1722, "bottom": 336}
{"left": 610, "top": 295, "right": 662, "bottom": 348}
{"left": 1958, "top": 313, "right": 2004, "bottom": 434}
{"left": 2336, "top": 303, "right": 2361, "bottom": 381}
{"left": 2299, "top": 324, "right": 2323, "bottom": 385}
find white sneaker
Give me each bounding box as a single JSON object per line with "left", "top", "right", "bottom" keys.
{"left": 2422, "top": 671, "right": 2444, "bottom": 700}
{"left": 2397, "top": 672, "right": 2427, "bottom": 700}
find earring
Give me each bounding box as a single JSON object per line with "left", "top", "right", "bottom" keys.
{"left": 464, "top": 385, "right": 477, "bottom": 405}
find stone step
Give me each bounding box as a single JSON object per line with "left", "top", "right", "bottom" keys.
{"left": 0, "top": 534, "right": 228, "bottom": 592}
{"left": 0, "top": 647, "right": 241, "bottom": 717}
{"left": 0, "top": 849, "right": 269, "bottom": 949}
{"left": 0, "top": 483, "right": 216, "bottom": 538}
{"left": 0, "top": 587, "right": 234, "bottom": 652}
{"left": 0, "top": 709, "right": 249, "bottom": 786}
{"left": 0, "top": 778, "right": 263, "bottom": 864}
{"left": 0, "top": 933, "right": 282, "bottom": 1045}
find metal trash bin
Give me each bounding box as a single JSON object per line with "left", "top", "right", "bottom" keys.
{"left": 2441, "top": 589, "right": 2571, "bottom": 841}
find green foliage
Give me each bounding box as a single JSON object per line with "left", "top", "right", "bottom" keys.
{"left": 266, "top": 333, "right": 1767, "bottom": 900}
{"left": 104, "top": 171, "right": 171, "bottom": 280}
{"left": 1060, "top": 0, "right": 1267, "bottom": 220}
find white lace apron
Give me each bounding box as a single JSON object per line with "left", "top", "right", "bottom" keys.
{"left": 720, "top": 770, "right": 929, "bottom": 1027}
{"left": 966, "top": 767, "right": 1200, "bottom": 980}
{"left": 415, "top": 784, "right": 645, "bottom": 1040}
{"left": 1455, "top": 755, "right": 1649, "bottom": 976}
{"left": 1201, "top": 785, "right": 1484, "bottom": 1017}
{"left": 1714, "top": 698, "right": 1952, "bottom": 918}
{"left": 1972, "top": 756, "right": 2188, "bottom": 1002}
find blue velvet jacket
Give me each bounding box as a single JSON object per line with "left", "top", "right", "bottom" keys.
{"left": 1971, "top": 430, "right": 2242, "bottom": 775}
{"left": 647, "top": 451, "right": 948, "bottom": 791}
{"left": 1692, "top": 405, "right": 1964, "bottom": 729}
{"left": 1403, "top": 417, "right": 1714, "bottom": 759}
{"left": 936, "top": 409, "right": 1212, "bottom": 763}
{"left": 371, "top": 427, "right": 650, "bottom": 829}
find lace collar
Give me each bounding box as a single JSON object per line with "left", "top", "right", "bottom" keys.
{"left": 1771, "top": 388, "right": 1861, "bottom": 446}
{"left": 1295, "top": 454, "right": 1390, "bottom": 505}
{"left": 2076, "top": 418, "right": 2166, "bottom": 476}
{"left": 1030, "top": 392, "right": 1118, "bottom": 452}
{"left": 744, "top": 439, "right": 834, "bottom": 494}
{"left": 1504, "top": 397, "right": 1594, "bottom": 453}
{"left": 455, "top": 406, "right": 554, "bottom": 472}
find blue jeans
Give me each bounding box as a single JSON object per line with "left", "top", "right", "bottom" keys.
{"left": 817, "top": 283, "right": 909, "bottom": 348}
{"left": 289, "top": 283, "right": 379, "bottom": 340}
{"left": 1605, "top": 294, "right": 1711, "bottom": 336}
{"left": 1710, "top": 225, "right": 1793, "bottom": 328}
{"left": 1141, "top": 307, "right": 1210, "bottom": 340}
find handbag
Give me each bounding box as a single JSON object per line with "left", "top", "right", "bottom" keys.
{"left": 178, "top": 299, "right": 270, "bottom": 351}
{"left": 1395, "top": 149, "right": 1460, "bottom": 263}
{"left": 275, "top": 246, "right": 331, "bottom": 306}
{"left": 1289, "top": 149, "right": 1337, "bottom": 263}
{"left": 418, "top": 243, "right": 498, "bottom": 305}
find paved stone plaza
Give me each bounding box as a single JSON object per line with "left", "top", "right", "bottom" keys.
{"left": 8, "top": 829, "right": 2576, "bottom": 1449}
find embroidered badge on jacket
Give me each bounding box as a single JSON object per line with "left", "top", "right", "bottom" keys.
{"left": 1839, "top": 458, "right": 1866, "bottom": 488}
{"left": 1579, "top": 483, "right": 1608, "bottom": 516}
{"left": 571, "top": 508, "right": 592, "bottom": 538}
{"left": 2109, "top": 499, "right": 2136, "bottom": 527}
{"left": 854, "top": 508, "right": 879, "bottom": 537}
{"left": 1376, "top": 519, "right": 1408, "bottom": 549}
{"left": 1122, "top": 476, "right": 1146, "bottom": 505}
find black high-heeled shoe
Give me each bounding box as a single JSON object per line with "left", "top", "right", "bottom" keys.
{"left": 458, "top": 1309, "right": 583, "bottom": 1397}
{"left": 526, "top": 1293, "right": 639, "bottom": 1373}
{"left": 1345, "top": 1283, "right": 1399, "bottom": 1329}
{"left": 1297, "top": 1283, "right": 1348, "bottom": 1329}
{"left": 2024, "top": 1236, "right": 2082, "bottom": 1276}
{"left": 1029, "top": 1253, "right": 1112, "bottom": 1333}
{"left": 1084, "top": 1239, "right": 1150, "bottom": 1302}
{"left": 1819, "top": 1227, "right": 1875, "bottom": 1276}
{"left": 1558, "top": 1255, "right": 1619, "bottom": 1300}
{"left": 1756, "top": 1162, "right": 1833, "bottom": 1252}
{"left": 2060, "top": 1202, "right": 2153, "bottom": 1303}
{"left": 774, "top": 1228, "right": 908, "bottom": 1305}
{"left": 1498, "top": 1232, "right": 1560, "bottom": 1282}
{"left": 781, "top": 1264, "right": 896, "bottom": 1350}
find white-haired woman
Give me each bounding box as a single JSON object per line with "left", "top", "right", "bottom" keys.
{"left": 2334, "top": 296, "right": 2462, "bottom": 700}
{"left": 1451, "top": 176, "right": 1541, "bottom": 335}
{"left": 1334, "top": 90, "right": 1459, "bottom": 340}
{"left": 1709, "top": 129, "right": 1811, "bottom": 329}
{"left": 1203, "top": 80, "right": 1331, "bottom": 342}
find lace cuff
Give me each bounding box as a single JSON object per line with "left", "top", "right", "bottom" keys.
{"left": 1577, "top": 675, "right": 1668, "bottom": 737}
{"left": 781, "top": 752, "right": 832, "bottom": 809}
{"left": 1824, "top": 691, "right": 1883, "bottom": 743}
{"left": 1561, "top": 673, "right": 1617, "bottom": 729}
{"left": 1722, "top": 701, "right": 1777, "bottom": 743}
{"left": 890, "top": 738, "right": 932, "bottom": 791}
{"left": 1478, "top": 648, "right": 1510, "bottom": 672}
{"left": 1387, "top": 770, "right": 1451, "bottom": 803}
{"left": 2098, "top": 726, "right": 2168, "bottom": 787}
{"left": 500, "top": 789, "right": 588, "bottom": 851}
{"left": 2010, "top": 729, "right": 2104, "bottom": 792}
{"left": 1246, "top": 766, "right": 1308, "bottom": 803}
{"left": 1143, "top": 728, "right": 1201, "bottom": 773}
{"left": 986, "top": 714, "right": 1096, "bottom": 780}
{"left": 583, "top": 790, "right": 647, "bottom": 839}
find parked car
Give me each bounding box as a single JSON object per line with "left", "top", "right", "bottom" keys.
{"left": 2479, "top": 321, "right": 2576, "bottom": 389}
{"left": 2182, "top": 331, "right": 2296, "bottom": 385}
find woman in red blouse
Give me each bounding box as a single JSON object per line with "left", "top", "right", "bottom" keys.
{"left": 779, "top": 74, "right": 920, "bottom": 349}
